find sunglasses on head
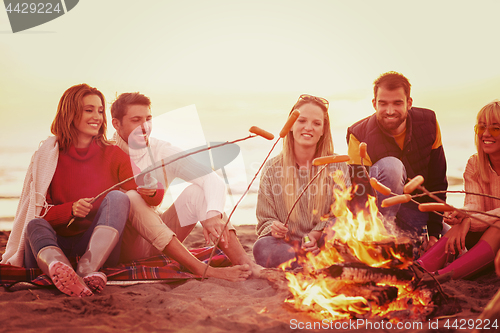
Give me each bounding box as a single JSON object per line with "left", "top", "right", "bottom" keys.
{"left": 297, "top": 94, "right": 329, "bottom": 110}
{"left": 474, "top": 124, "right": 500, "bottom": 137}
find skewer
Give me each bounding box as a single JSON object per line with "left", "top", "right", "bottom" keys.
{"left": 359, "top": 142, "right": 370, "bottom": 179}
{"left": 66, "top": 128, "right": 273, "bottom": 227}
{"left": 380, "top": 176, "right": 500, "bottom": 231}
{"left": 201, "top": 112, "right": 300, "bottom": 280}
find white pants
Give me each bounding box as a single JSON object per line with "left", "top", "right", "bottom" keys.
{"left": 120, "top": 185, "right": 233, "bottom": 262}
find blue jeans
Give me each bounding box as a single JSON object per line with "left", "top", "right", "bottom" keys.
{"left": 370, "top": 157, "right": 429, "bottom": 234}
{"left": 253, "top": 234, "right": 327, "bottom": 268}
{"left": 253, "top": 237, "right": 299, "bottom": 268}
{"left": 24, "top": 191, "right": 130, "bottom": 269}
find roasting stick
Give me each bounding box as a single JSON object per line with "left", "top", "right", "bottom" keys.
{"left": 358, "top": 142, "right": 370, "bottom": 179}
{"left": 66, "top": 130, "right": 271, "bottom": 227}
{"left": 413, "top": 182, "right": 500, "bottom": 231}
{"left": 412, "top": 190, "right": 500, "bottom": 203}
{"left": 201, "top": 111, "right": 300, "bottom": 280}
{"left": 358, "top": 142, "right": 437, "bottom": 217}
{"left": 283, "top": 155, "right": 351, "bottom": 227}
{"left": 381, "top": 176, "right": 500, "bottom": 231}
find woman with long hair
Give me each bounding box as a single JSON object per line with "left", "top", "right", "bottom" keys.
{"left": 253, "top": 94, "right": 350, "bottom": 268}
{"left": 1, "top": 84, "right": 163, "bottom": 296}
{"left": 417, "top": 100, "right": 500, "bottom": 279}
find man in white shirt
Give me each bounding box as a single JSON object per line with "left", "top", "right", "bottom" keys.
{"left": 111, "top": 92, "right": 262, "bottom": 281}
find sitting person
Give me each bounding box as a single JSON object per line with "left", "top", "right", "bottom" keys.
{"left": 1, "top": 84, "right": 163, "bottom": 296}
{"left": 347, "top": 72, "right": 448, "bottom": 249}
{"left": 110, "top": 92, "right": 262, "bottom": 281}
{"left": 417, "top": 100, "right": 500, "bottom": 279}
{"left": 253, "top": 94, "right": 351, "bottom": 268}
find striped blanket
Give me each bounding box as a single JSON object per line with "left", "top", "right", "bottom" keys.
{"left": 0, "top": 247, "right": 230, "bottom": 288}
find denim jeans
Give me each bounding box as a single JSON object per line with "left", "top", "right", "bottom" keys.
{"left": 253, "top": 234, "right": 327, "bottom": 268}
{"left": 24, "top": 190, "right": 130, "bottom": 268}
{"left": 370, "top": 157, "right": 429, "bottom": 235}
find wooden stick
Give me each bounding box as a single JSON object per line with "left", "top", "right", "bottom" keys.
{"left": 201, "top": 138, "right": 281, "bottom": 280}
{"left": 414, "top": 183, "right": 500, "bottom": 231}
{"left": 202, "top": 113, "right": 301, "bottom": 280}
{"left": 67, "top": 134, "right": 260, "bottom": 227}
{"left": 283, "top": 164, "right": 329, "bottom": 227}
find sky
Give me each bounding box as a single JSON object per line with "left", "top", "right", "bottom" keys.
{"left": 1, "top": 0, "right": 500, "bottom": 223}
{"left": 1, "top": 0, "right": 500, "bottom": 148}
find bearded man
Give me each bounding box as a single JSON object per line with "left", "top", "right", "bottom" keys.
{"left": 347, "top": 71, "right": 448, "bottom": 249}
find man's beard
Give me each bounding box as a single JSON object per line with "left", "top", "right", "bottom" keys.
{"left": 376, "top": 113, "right": 407, "bottom": 133}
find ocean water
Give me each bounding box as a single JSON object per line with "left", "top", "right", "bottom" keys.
{"left": 0, "top": 98, "right": 475, "bottom": 231}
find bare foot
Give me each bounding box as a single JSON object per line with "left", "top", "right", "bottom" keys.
{"left": 249, "top": 262, "right": 264, "bottom": 279}
{"left": 205, "top": 264, "right": 251, "bottom": 281}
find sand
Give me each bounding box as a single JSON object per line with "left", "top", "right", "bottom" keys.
{"left": 1, "top": 225, "right": 500, "bottom": 333}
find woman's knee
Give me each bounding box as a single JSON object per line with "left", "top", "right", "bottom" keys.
{"left": 106, "top": 190, "right": 130, "bottom": 211}
{"left": 26, "top": 218, "right": 54, "bottom": 237}
{"left": 253, "top": 236, "right": 295, "bottom": 268}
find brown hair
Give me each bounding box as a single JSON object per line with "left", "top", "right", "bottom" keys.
{"left": 373, "top": 71, "right": 411, "bottom": 100}
{"left": 475, "top": 100, "right": 500, "bottom": 183}
{"left": 50, "top": 84, "right": 108, "bottom": 151}
{"left": 111, "top": 92, "right": 151, "bottom": 122}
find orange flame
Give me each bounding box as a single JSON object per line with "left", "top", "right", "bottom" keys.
{"left": 284, "top": 170, "right": 430, "bottom": 321}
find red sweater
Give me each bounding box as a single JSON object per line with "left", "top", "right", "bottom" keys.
{"left": 44, "top": 141, "right": 163, "bottom": 237}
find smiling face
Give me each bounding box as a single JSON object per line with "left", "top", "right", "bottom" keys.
{"left": 373, "top": 86, "right": 412, "bottom": 136}
{"left": 74, "top": 94, "right": 104, "bottom": 147}
{"left": 291, "top": 103, "right": 325, "bottom": 150}
{"left": 112, "top": 104, "right": 152, "bottom": 149}
{"left": 477, "top": 119, "right": 500, "bottom": 157}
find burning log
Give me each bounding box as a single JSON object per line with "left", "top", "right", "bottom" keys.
{"left": 339, "top": 282, "right": 398, "bottom": 307}
{"left": 320, "top": 262, "right": 414, "bottom": 284}
{"left": 326, "top": 237, "right": 414, "bottom": 270}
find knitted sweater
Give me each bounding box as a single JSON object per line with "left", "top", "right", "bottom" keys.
{"left": 464, "top": 154, "right": 500, "bottom": 213}
{"left": 1, "top": 137, "right": 59, "bottom": 266}
{"left": 256, "top": 155, "right": 351, "bottom": 241}
{"left": 44, "top": 141, "right": 163, "bottom": 237}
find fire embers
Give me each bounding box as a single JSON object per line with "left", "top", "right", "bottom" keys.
{"left": 282, "top": 170, "right": 443, "bottom": 322}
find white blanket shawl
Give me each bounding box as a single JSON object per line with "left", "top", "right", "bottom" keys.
{"left": 1, "top": 137, "right": 59, "bottom": 267}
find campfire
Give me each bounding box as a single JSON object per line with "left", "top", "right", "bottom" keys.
{"left": 281, "top": 170, "right": 441, "bottom": 322}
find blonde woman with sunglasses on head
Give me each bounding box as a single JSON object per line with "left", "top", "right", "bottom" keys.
{"left": 417, "top": 100, "right": 500, "bottom": 279}
{"left": 253, "top": 95, "right": 351, "bottom": 268}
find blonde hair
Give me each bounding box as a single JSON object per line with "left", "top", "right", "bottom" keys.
{"left": 51, "top": 84, "right": 108, "bottom": 151}
{"left": 475, "top": 100, "right": 500, "bottom": 183}
{"left": 278, "top": 97, "right": 334, "bottom": 221}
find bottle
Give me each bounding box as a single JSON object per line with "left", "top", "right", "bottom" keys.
{"left": 417, "top": 226, "right": 429, "bottom": 259}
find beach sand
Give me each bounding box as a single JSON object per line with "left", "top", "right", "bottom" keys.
{"left": 1, "top": 225, "right": 500, "bottom": 333}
